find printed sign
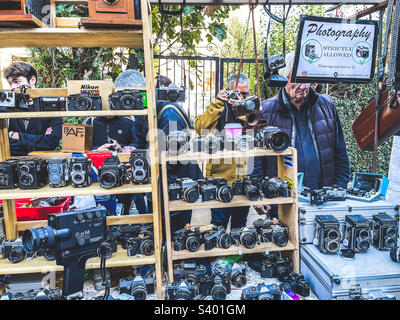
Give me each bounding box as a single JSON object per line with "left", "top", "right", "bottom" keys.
{"left": 291, "top": 16, "right": 378, "bottom": 84}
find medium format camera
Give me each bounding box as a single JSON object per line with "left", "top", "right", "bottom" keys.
{"left": 231, "top": 227, "right": 259, "bottom": 249}
{"left": 173, "top": 260, "right": 208, "bottom": 284}
{"left": 173, "top": 227, "right": 202, "bottom": 252}
{"left": 255, "top": 126, "right": 290, "bottom": 152}
{"left": 98, "top": 156, "right": 127, "bottom": 189}
{"left": 198, "top": 272, "right": 232, "bottom": 300}
{"left": 129, "top": 149, "right": 150, "bottom": 184}
{"left": 204, "top": 226, "right": 232, "bottom": 251}
{"left": 17, "top": 158, "right": 47, "bottom": 189}
{"left": 109, "top": 89, "right": 145, "bottom": 110}
{"left": 280, "top": 272, "right": 311, "bottom": 297}
{"left": 33, "top": 96, "right": 67, "bottom": 112}
{"left": 230, "top": 263, "right": 247, "bottom": 288}
{"left": 126, "top": 227, "right": 154, "bottom": 256}
{"left": 314, "top": 215, "right": 341, "bottom": 254}
{"left": 190, "top": 133, "right": 224, "bottom": 154}
{"left": 166, "top": 131, "right": 190, "bottom": 155}
{"left": 356, "top": 46, "right": 370, "bottom": 59}
{"left": 343, "top": 215, "right": 372, "bottom": 253}
{"left": 67, "top": 93, "right": 102, "bottom": 111}
{"left": 69, "top": 157, "right": 92, "bottom": 188}
{"left": 266, "top": 53, "right": 286, "bottom": 73}
{"left": 0, "top": 238, "right": 26, "bottom": 263}
{"left": 169, "top": 178, "right": 200, "bottom": 203}
{"left": 233, "top": 96, "right": 260, "bottom": 118}
{"left": 372, "top": 214, "right": 398, "bottom": 251}
{"left": 48, "top": 158, "right": 68, "bottom": 188}
{"left": 165, "top": 280, "right": 198, "bottom": 300}
{"left": 252, "top": 218, "right": 289, "bottom": 247}
{"left": 0, "top": 159, "right": 19, "bottom": 189}
{"left": 260, "top": 177, "right": 291, "bottom": 199}
{"left": 232, "top": 176, "right": 262, "bottom": 201}
{"left": 119, "top": 275, "right": 154, "bottom": 300}
{"left": 241, "top": 282, "right": 281, "bottom": 300}
{"left": 0, "top": 91, "right": 29, "bottom": 111}
{"left": 157, "top": 83, "right": 185, "bottom": 103}
{"left": 263, "top": 53, "right": 288, "bottom": 88}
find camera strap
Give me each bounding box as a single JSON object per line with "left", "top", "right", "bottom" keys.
{"left": 158, "top": 103, "right": 191, "bottom": 130}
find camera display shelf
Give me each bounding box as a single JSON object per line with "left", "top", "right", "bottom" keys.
{"left": 0, "top": 245, "right": 155, "bottom": 275}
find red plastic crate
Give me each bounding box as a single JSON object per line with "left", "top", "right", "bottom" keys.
{"left": 86, "top": 152, "right": 113, "bottom": 170}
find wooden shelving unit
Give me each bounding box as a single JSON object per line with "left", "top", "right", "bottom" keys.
{"left": 161, "top": 147, "right": 300, "bottom": 282}
{"left": 0, "top": 0, "right": 164, "bottom": 299}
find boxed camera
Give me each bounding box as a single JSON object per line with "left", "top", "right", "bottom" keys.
{"left": 62, "top": 124, "right": 93, "bottom": 153}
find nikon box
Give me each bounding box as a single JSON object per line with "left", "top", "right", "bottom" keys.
{"left": 62, "top": 124, "right": 93, "bottom": 153}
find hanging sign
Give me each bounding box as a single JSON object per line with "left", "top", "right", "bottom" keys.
{"left": 291, "top": 15, "right": 378, "bottom": 84}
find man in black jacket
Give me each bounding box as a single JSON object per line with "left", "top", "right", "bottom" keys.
{"left": 4, "top": 62, "right": 62, "bottom": 156}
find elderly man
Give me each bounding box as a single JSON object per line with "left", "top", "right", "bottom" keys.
{"left": 252, "top": 52, "right": 351, "bottom": 215}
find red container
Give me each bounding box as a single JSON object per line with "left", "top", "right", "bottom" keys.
{"left": 86, "top": 152, "right": 113, "bottom": 170}
{"left": 13, "top": 197, "right": 71, "bottom": 221}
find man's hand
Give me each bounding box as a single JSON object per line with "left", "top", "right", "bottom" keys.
{"left": 121, "top": 145, "right": 136, "bottom": 153}
{"left": 109, "top": 139, "right": 122, "bottom": 152}
{"left": 96, "top": 143, "right": 113, "bottom": 152}
{"left": 253, "top": 204, "right": 271, "bottom": 215}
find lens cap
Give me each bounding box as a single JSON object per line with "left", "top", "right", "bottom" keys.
{"left": 340, "top": 249, "right": 355, "bottom": 260}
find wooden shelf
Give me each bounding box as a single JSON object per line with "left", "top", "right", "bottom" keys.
{"left": 169, "top": 196, "right": 295, "bottom": 212}
{"left": 0, "top": 28, "right": 143, "bottom": 48}
{"left": 171, "top": 241, "right": 296, "bottom": 260}
{"left": 0, "top": 245, "right": 155, "bottom": 275}
{"left": 0, "top": 182, "right": 152, "bottom": 200}
{"left": 0, "top": 109, "right": 148, "bottom": 119}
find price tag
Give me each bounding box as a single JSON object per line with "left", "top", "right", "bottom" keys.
{"left": 238, "top": 248, "right": 243, "bottom": 256}
{"left": 343, "top": 239, "right": 348, "bottom": 246}
{"left": 313, "top": 238, "right": 318, "bottom": 245}
{"left": 264, "top": 249, "right": 270, "bottom": 255}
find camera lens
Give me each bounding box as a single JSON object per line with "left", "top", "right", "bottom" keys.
{"left": 100, "top": 172, "right": 117, "bottom": 189}
{"left": 19, "top": 174, "right": 33, "bottom": 186}
{"left": 0, "top": 91, "right": 6, "bottom": 102}
{"left": 75, "top": 96, "right": 92, "bottom": 111}
{"left": 132, "top": 168, "right": 146, "bottom": 182}
{"left": 71, "top": 173, "right": 84, "bottom": 185}
{"left": 211, "top": 284, "right": 227, "bottom": 300}
{"left": 386, "top": 228, "right": 396, "bottom": 237}
{"left": 166, "top": 89, "right": 180, "bottom": 102}
{"left": 216, "top": 185, "right": 234, "bottom": 203}
{"left": 43, "top": 248, "right": 56, "bottom": 261}
{"left": 183, "top": 187, "right": 199, "bottom": 203}
{"left": 359, "top": 229, "right": 369, "bottom": 239}
{"left": 185, "top": 236, "right": 200, "bottom": 252}
{"left": 0, "top": 168, "right": 5, "bottom": 175}
{"left": 22, "top": 226, "right": 56, "bottom": 252}
{"left": 175, "top": 287, "right": 191, "bottom": 300}
{"left": 48, "top": 164, "right": 61, "bottom": 175}
{"left": 231, "top": 272, "right": 246, "bottom": 288}
{"left": 8, "top": 246, "right": 26, "bottom": 263}
{"left": 240, "top": 233, "right": 256, "bottom": 249}
{"left": 19, "top": 165, "right": 30, "bottom": 174}
{"left": 49, "top": 174, "right": 61, "bottom": 185}
{"left": 243, "top": 183, "right": 260, "bottom": 201}
{"left": 326, "top": 240, "right": 340, "bottom": 253}
{"left": 131, "top": 284, "right": 147, "bottom": 300}
{"left": 327, "top": 229, "right": 340, "bottom": 241}
{"left": 120, "top": 94, "right": 136, "bottom": 110}
{"left": 0, "top": 176, "right": 7, "bottom": 185}
{"left": 261, "top": 182, "right": 279, "bottom": 198}
{"left": 356, "top": 238, "right": 370, "bottom": 251}
{"left": 140, "top": 239, "right": 154, "bottom": 256}
{"left": 272, "top": 229, "right": 288, "bottom": 247}
{"left": 127, "top": 238, "right": 140, "bottom": 255}
{"left": 218, "top": 233, "right": 232, "bottom": 249}
{"left": 269, "top": 132, "right": 290, "bottom": 152}
{"left": 72, "top": 163, "right": 83, "bottom": 172}
{"left": 384, "top": 236, "right": 396, "bottom": 248}
{"left": 133, "top": 159, "right": 144, "bottom": 168}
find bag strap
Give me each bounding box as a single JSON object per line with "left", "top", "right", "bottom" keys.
{"left": 157, "top": 104, "right": 190, "bottom": 129}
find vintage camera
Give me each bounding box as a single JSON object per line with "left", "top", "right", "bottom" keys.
{"left": 0, "top": 159, "right": 19, "bottom": 189}
{"left": 310, "top": 189, "right": 328, "bottom": 205}
{"left": 169, "top": 178, "right": 199, "bottom": 203}
{"left": 17, "top": 158, "right": 47, "bottom": 189}
{"left": 69, "top": 157, "right": 92, "bottom": 188}
{"left": 253, "top": 219, "right": 289, "bottom": 247}
{"left": 255, "top": 126, "right": 290, "bottom": 152}
{"left": 322, "top": 186, "right": 347, "bottom": 201}
{"left": 67, "top": 93, "right": 102, "bottom": 111}
{"left": 98, "top": 156, "right": 127, "bottom": 189}
{"left": 260, "top": 177, "right": 291, "bottom": 198}
{"left": 197, "top": 179, "right": 217, "bottom": 202}
{"left": 259, "top": 252, "right": 280, "bottom": 278}
{"left": 314, "top": 215, "right": 341, "bottom": 254}
{"left": 390, "top": 246, "right": 400, "bottom": 263}
{"left": 127, "top": 227, "right": 154, "bottom": 256}
{"left": 232, "top": 176, "right": 261, "bottom": 201}
{"left": 344, "top": 215, "right": 372, "bottom": 253}
{"left": 33, "top": 96, "right": 67, "bottom": 112}
{"left": 190, "top": 133, "right": 224, "bottom": 154}
{"left": 203, "top": 226, "right": 232, "bottom": 251}
{"left": 119, "top": 275, "right": 154, "bottom": 300}
{"left": 157, "top": 83, "right": 185, "bottom": 103}
{"left": 372, "top": 214, "right": 398, "bottom": 251}
{"left": 232, "top": 96, "right": 261, "bottom": 118}
{"left": 356, "top": 46, "right": 370, "bottom": 59}
{"left": 210, "top": 177, "right": 234, "bottom": 203}
{"left": 231, "top": 227, "right": 259, "bottom": 249}
{"left": 0, "top": 90, "right": 29, "bottom": 111}
{"left": 226, "top": 90, "right": 241, "bottom": 100}
{"left": 166, "top": 131, "right": 190, "bottom": 155}
{"left": 197, "top": 272, "right": 231, "bottom": 300}
{"left": 173, "top": 261, "right": 208, "bottom": 284}
{"left": 235, "top": 134, "right": 256, "bottom": 152}
{"left": 275, "top": 255, "right": 294, "bottom": 280}
{"left": 22, "top": 207, "right": 107, "bottom": 297}
{"left": 230, "top": 263, "right": 247, "bottom": 288}
{"left": 109, "top": 89, "right": 145, "bottom": 110}
{"left": 263, "top": 52, "right": 288, "bottom": 87}
{"left": 280, "top": 272, "right": 311, "bottom": 297}
{"left": 118, "top": 224, "right": 141, "bottom": 249}
{"left": 241, "top": 282, "right": 281, "bottom": 300}
{"left": 47, "top": 158, "right": 68, "bottom": 188}
{"left": 0, "top": 238, "right": 26, "bottom": 263}
{"left": 166, "top": 280, "right": 198, "bottom": 300}
{"left": 173, "top": 227, "right": 202, "bottom": 252}
{"left": 129, "top": 149, "right": 150, "bottom": 184}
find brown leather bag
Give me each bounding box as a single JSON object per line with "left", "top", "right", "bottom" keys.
{"left": 352, "top": 88, "right": 400, "bottom": 151}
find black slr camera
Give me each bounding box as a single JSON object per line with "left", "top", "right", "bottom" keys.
{"left": 0, "top": 238, "right": 26, "bottom": 263}
{"left": 255, "top": 126, "right": 290, "bottom": 152}
{"left": 22, "top": 207, "right": 107, "bottom": 297}
{"left": 33, "top": 96, "right": 67, "bottom": 111}
{"left": 129, "top": 149, "right": 150, "bottom": 184}
{"left": 232, "top": 176, "right": 262, "bottom": 201}
{"left": 69, "top": 157, "right": 92, "bottom": 188}
{"left": 314, "top": 215, "right": 341, "bottom": 254}
{"left": 343, "top": 215, "right": 372, "bottom": 253}
{"left": 118, "top": 224, "right": 141, "bottom": 249}
{"left": 241, "top": 282, "right": 281, "bottom": 300}
{"left": 126, "top": 227, "right": 154, "bottom": 256}
{"left": 204, "top": 226, "right": 232, "bottom": 251}
{"left": 98, "top": 156, "right": 127, "bottom": 189}
{"left": 119, "top": 275, "right": 154, "bottom": 300}
{"left": 173, "top": 227, "right": 202, "bottom": 252}
{"left": 198, "top": 272, "right": 231, "bottom": 300}
{"left": 260, "top": 177, "right": 291, "bottom": 198}
{"left": 190, "top": 133, "right": 224, "bottom": 154}
{"left": 165, "top": 280, "right": 198, "bottom": 300}
{"left": 67, "top": 93, "right": 102, "bottom": 111}
{"left": 166, "top": 131, "right": 190, "bottom": 155}
{"left": 173, "top": 260, "right": 208, "bottom": 284}
{"left": 0, "top": 159, "right": 19, "bottom": 189}
{"left": 252, "top": 218, "right": 289, "bottom": 247}
{"left": 372, "top": 213, "right": 398, "bottom": 251}
{"left": 231, "top": 227, "right": 259, "bottom": 249}
{"left": 280, "top": 272, "right": 311, "bottom": 297}
{"left": 157, "top": 83, "right": 185, "bottom": 103}
{"left": 197, "top": 178, "right": 217, "bottom": 202}
{"left": 48, "top": 158, "right": 69, "bottom": 188}
{"left": 257, "top": 252, "right": 293, "bottom": 279}
{"left": 169, "top": 178, "right": 200, "bottom": 203}
{"left": 230, "top": 263, "right": 247, "bottom": 288}
{"left": 17, "top": 158, "right": 47, "bottom": 189}
{"left": 208, "top": 177, "right": 234, "bottom": 203}
{"left": 109, "top": 89, "right": 145, "bottom": 110}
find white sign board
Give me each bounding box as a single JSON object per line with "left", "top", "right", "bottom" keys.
{"left": 292, "top": 16, "right": 378, "bottom": 84}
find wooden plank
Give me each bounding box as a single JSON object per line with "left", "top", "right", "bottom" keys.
{"left": 0, "top": 28, "right": 143, "bottom": 48}
{"left": 55, "top": 0, "right": 384, "bottom": 4}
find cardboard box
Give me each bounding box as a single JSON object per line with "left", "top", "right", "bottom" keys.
{"left": 62, "top": 124, "right": 93, "bottom": 153}
{"left": 67, "top": 80, "right": 114, "bottom": 110}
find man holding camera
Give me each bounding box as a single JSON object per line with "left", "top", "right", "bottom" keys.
{"left": 194, "top": 73, "right": 250, "bottom": 230}
{"left": 3, "top": 62, "right": 62, "bottom": 156}
{"left": 252, "top": 52, "right": 351, "bottom": 216}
